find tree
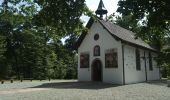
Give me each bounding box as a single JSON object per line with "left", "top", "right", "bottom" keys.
{"left": 0, "top": 35, "right": 7, "bottom": 79}
{"left": 34, "top": 0, "right": 88, "bottom": 36}
{"left": 0, "top": 0, "right": 41, "bottom": 79}
{"left": 117, "top": 0, "right": 170, "bottom": 41}
{"left": 117, "top": 0, "right": 170, "bottom": 78}
{"left": 114, "top": 15, "right": 141, "bottom": 34}
{"left": 0, "top": 0, "right": 89, "bottom": 80}
{"left": 32, "top": 0, "right": 91, "bottom": 79}
{"left": 117, "top": 0, "right": 170, "bottom": 28}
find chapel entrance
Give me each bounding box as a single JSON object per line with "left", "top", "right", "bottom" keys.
{"left": 92, "top": 59, "right": 102, "bottom": 81}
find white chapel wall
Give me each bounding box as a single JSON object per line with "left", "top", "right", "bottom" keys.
{"left": 78, "top": 21, "right": 123, "bottom": 84}
{"left": 124, "top": 45, "right": 160, "bottom": 84}
{"left": 78, "top": 20, "right": 160, "bottom": 84}
{"left": 123, "top": 45, "right": 146, "bottom": 84}
{"left": 145, "top": 51, "right": 160, "bottom": 81}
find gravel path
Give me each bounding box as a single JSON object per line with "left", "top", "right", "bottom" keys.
{"left": 0, "top": 80, "right": 169, "bottom": 100}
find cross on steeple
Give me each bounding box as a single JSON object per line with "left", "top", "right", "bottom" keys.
{"left": 95, "top": 0, "right": 108, "bottom": 19}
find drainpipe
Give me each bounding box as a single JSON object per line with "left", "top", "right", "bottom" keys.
{"left": 144, "top": 51, "right": 148, "bottom": 81}
{"left": 122, "top": 44, "right": 125, "bottom": 85}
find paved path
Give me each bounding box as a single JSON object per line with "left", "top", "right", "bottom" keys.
{"left": 0, "top": 80, "right": 169, "bottom": 100}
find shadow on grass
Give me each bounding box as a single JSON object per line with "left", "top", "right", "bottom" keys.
{"left": 146, "top": 80, "right": 168, "bottom": 87}
{"left": 31, "top": 81, "right": 121, "bottom": 90}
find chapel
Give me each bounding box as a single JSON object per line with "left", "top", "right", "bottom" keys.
{"left": 75, "top": 0, "right": 160, "bottom": 84}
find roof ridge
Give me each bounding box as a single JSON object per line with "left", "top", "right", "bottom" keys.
{"left": 97, "top": 19, "right": 157, "bottom": 51}
{"left": 75, "top": 17, "right": 158, "bottom": 52}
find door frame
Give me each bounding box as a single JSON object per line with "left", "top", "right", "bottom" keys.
{"left": 91, "top": 58, "right": 103, "bottom": 81}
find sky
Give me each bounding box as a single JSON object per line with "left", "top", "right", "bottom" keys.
{"left": 86, "top": 0, "right": 119, "bottom": 15}
{"left": 0, "top": 0, "right": 119, "bottom": 42}
{"left": 0, "top": 0, "right": 119, "bottom": 23}
{"left": 81, "top": 0, "right": 119, "bottom": 24}
{"left": 0, "top": 0, "right": 119, "bottom": 13}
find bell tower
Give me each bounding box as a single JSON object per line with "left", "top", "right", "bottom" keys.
{"left": 95, "top": 0, "right": 108, "bottom": 19}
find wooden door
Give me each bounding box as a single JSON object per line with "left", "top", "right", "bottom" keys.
{"left": 92, "top": 60, "right": 102, "bottom": 81}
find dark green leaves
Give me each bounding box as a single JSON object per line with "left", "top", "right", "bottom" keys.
{"left": 0, "top": 0, "right": 87, "bottom": 80}
{"left": 117, "top": 0, "right": 170, "bottom": 78}
{"left": 34, "top": 0, "right": 86, "bottom": 36}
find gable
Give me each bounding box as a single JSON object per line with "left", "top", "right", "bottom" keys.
{"left": 78, "top": 20, "right": 121, "bottom": 52}
{"left": 75, "top": 17, "right": 158, "bottom": 52}
{"left": 74, "top": 17, "right": 119, "bottom": 49}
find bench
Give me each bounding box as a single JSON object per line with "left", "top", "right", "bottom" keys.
{"left": 20, "top": 78, "right": 33, "bottom": 82}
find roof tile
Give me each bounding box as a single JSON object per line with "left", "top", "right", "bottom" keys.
{"left": 99, "top": 19, "right": 157, "bottom": 51}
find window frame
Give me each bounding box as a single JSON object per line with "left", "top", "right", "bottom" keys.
{"left": 94, "top": 34, "right": 99, "bottom": 41}
{"left": 94, "top": 45, "right": 100, "bottom": 56}
{"left": 80, "top": 53, "right": 90, "bottom": 68}
{"left": 149, "top": 52, "right": 153, "bottom": 71}
{"left": 136, "top": 49, "right": 141, "bottom": 71}
{"left": 105, "top": 48, "right": 118, "bottom": 68}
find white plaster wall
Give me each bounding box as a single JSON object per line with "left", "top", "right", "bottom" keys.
{"left": 124, "top": 45, "right": 160, "bottom": 84}
{"left": 124, "top": 45, "right": 146, "bottom": 84}
{"left": 78, "top": 21, "right": 123, "bottom": 84}
{"left": 145, "top": 52, "right": 160, "bottom": 81}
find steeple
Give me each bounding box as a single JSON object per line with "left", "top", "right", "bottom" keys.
{"left": 95, "top": 0, "right": 108, "bottom": 19}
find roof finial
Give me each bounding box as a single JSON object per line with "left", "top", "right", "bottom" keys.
{"left": 95, "top": 0, "right": 108, "bottom": 19}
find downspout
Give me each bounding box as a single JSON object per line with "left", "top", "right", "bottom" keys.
{"left": 159, "top": 65, "right": 161, "bottom": 80}
{"left": 122, "top": 44, "right": 125, "bottom": 85}
{"left": 158, "top": 54, "right": 161, "bottom": 80}
{"left": 144, "top": 51, "right": 148, "bottom": 81}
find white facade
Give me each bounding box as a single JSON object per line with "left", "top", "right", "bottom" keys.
{"left": 123, "top": 45, "right": 160, "bottom": 84}
{"left": 77, "top": 20, "right": 160, "bottom": 85}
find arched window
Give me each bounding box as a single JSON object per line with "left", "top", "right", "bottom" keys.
{"left": 94, "top": 45, "right": 100, "bottom": 56}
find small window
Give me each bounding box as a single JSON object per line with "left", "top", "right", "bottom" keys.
{"left": 105, "top": 49, "right": 118, "bottom": 68}
{"left": 94, "top": 45, "right": 100, "bottom": 56}
{"left": 80, "top": 53, "right": 89, "bottom": 68}
{"left": 149, "top": 52, "right": 153, "bottom": 70}
{"left": 136, "top": 49, "right": 141, "bottom": 70}
{"left": 94, "top": 34, "right": 99, "bottom": 40}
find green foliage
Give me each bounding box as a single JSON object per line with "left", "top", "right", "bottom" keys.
{"left": 159, "top": 40, "right": 170, "bottom": 78}
{"left": 0, "top": 35, "right": 7, "bottom": 79}
{"left": 0, "top": 0, "right": 87, "bottom": 80}
{"left": 112, "top": 15, "right": 142, "bottom": 37}
{"left": 117, "top": 0, "right": 170, "bottom": 27}
{"left": 34, "top": 0, "right": 86, "bottom": 36}
{"left": 117, "top": 0, "right": 170, "bottom": 78}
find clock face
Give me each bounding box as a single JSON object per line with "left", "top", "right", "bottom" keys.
{"left": 94, "top": 34, "right": 99, "bottom": 41}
